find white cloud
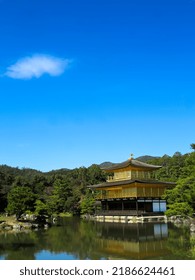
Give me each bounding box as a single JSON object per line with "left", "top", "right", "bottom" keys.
{"left": 5, "top": 54, "right": 71, "bottom": 79}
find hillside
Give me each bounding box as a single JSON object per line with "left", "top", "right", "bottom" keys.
{"left": 99, "top": 155, "right": 160, "bottom": 168}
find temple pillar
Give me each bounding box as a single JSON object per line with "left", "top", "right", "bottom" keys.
{"left": 136, "top": 200, "right": 138, "bottom": 214}
{"left": 122, "top": 200, "right": 124, "bottom": 211}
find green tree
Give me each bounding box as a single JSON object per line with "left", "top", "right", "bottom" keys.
{"left": 6, "top": 186, "right": 37, "bottom": 219}
{"left": 190, "top": 143, "right": 195, "bottom": 151}
{"left": 165, "top": 202, "right": 193, "bottom": 217}
{"left": 80, "top": 189, "right": 96, "bottom": 215}
{"left": 34, "top": 199, "right": 49, "bottom": 216}
{"left": 164, "top": 177, "right": 195, "bottom": 214}
{"left": 181, "top": 150, "right": 195, "bottom": 178}
{"left": 163, "top": 147, "right": 195, "bottom": 216}
{"left": 47, "top": 177, "right": 72, "bottom": 214}
{"left": 87, "top": 164, "right": 106, "bottom": 184}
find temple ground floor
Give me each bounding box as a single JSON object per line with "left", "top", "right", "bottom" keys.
{"left": 95, "top": 198, "right": 167, "bottom": 217}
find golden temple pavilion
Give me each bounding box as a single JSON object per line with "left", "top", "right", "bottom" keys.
{"left": 89, "top": 157, "right": 175, "bottom": 217}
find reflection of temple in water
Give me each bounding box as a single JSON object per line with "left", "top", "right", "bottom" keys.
{"left": 96, "top": 222, "right": 170, "bottom": 259}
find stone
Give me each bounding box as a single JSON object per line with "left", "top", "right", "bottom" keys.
{"left": 32, "top": 223, "right": 39, "bottom": 229}
{"left": 4, "top": 226, "right": 13, "bottom": 230}
{"left": 44, "top": 224, "right": 49, "bottom": 229}
{"left": 0, "top": 222, "right": 6, "bottom": 229}
{"left": 22, "top": 223, "right": 33, "bottom": 229}
{"left": 12, "top": 224, "right": 21, "bottom": 230}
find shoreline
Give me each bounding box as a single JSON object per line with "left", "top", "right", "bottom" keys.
{"left": 1, "top": 214, "right": 195, "bottom": 234}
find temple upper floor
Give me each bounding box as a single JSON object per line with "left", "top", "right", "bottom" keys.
{"left": 107, "top": 170, "right": 155, "bottom": 182}
{"left": 102, "top": 158, "right": 161, "bottom": 182}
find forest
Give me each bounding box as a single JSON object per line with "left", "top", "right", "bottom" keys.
{"left": 0, "top": 144, "right": 195, "bottom": 218}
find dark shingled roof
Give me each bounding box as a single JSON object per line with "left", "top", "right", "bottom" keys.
{"left": 88, "top": 179, "right": 175, "bottom": 189}
{"left": 102, "top": 159, "right": 162, "bottom": 171}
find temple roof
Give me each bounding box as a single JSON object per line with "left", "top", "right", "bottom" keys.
{"left": 88, "top": 179, "right": 175, "bottom": 189}
{"left": 102, "top": 159, "right": 162, "bottom": 171}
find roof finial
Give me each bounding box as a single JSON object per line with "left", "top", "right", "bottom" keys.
{"left": 129, "top": 153, "right": 134, "bottom": 160}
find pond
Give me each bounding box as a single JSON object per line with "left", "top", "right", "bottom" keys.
{"left": 0, "top": 217, "right": 195, "bottom": 260}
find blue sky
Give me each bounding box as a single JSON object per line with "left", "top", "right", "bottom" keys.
{"left": 0, "top": 0, "right": 195, "bottom": 171}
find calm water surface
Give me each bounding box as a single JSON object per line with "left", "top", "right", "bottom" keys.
{"left": 0, "top": 217, "right": 195, "bottom": 260}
